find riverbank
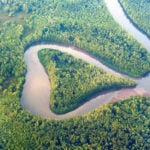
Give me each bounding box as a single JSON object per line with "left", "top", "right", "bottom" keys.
{"left": 21, "top": 44, "right": 149, "bottom": 120}
{"left": 104, "top": 0, "right": 150, "bottom": 51}
{"left": 21, "top": 0, "right": 150, "bottom": 120}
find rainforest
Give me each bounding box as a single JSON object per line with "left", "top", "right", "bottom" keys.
{"left": 0, "top": 0, "right": 150, "bottom": 149}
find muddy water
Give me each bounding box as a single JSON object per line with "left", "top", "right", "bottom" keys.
{"left": 21, "top": 0, "right": 150, "bottom": 120}
{"left": 21, "top": 44, "right": 122, "bottom": 119}
{"left": 105, "top": 0, "right": 150, "bottom": 51}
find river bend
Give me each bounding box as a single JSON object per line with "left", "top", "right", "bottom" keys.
{"left": 21, "top": 0, "right": 150, "bottom": 120}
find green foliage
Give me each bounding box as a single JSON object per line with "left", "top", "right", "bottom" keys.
{"left": 39, "top": 49, "right": 135, "bottom": 113}
{"left": 120, "top": 0, "right": 150, "bottom": 37}
{"left": 1, "top": 87, "right": 150, "bottom": 149}
{"left": 0, "top": 0, "right": 150, "bottom": 149}
{"left": 0, "top": 22, "right": 26, "bottom": 92}
{"left": 0, "top": 0, "right": 150, "bottom": 78}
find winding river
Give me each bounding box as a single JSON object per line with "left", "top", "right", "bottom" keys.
{"left": 21, "top": 0, "right": 150, "bottom": 120}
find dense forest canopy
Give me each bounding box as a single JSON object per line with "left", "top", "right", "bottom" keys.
{"left": 0, "top": 0, "right": 150, "bottom": 81}
{"left": 39, "top": 49, "right": 135, "bottom": 114}
{"left": 120, "top": 0, "right": 150, "bottom": 37}
{"left": 1, "top": 93, "right": 150, "bottom": 149}
{"left": 0, "top": 0, "right": 150, "bottom": 149}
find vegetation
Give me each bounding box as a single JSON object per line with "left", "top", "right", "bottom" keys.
{"left": 1, "top": 87, "right": 150, "bottom": 149}
{"left": 120, "top": 0, "right": 150, "bottom": 37}
{"left": 0, "top": 22, "right": 26, "bottom": 93}
{"left": 39, "top": 49, "right": 135, "bottom": 113}
{"left": 0, "top": 0, "right": 150, "bottom": 149}
{"left": 0, "top": 0, "right": 150, "bottom": 80}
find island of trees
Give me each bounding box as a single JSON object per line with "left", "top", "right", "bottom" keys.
{"left": 0, "top": 0, "right": 150, "bottom": 149}
{"left": 39, "top": 49, "right": 135, "bottom": 114}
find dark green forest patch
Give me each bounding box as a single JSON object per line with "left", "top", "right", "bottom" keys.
{"left": 39, "top": 49, "right": 135, "bottom": 113}
{"left": 120, "top": 0, "right": 150, "bottom": 37}
{"left": 0, "top": 0, "right": 150, "bottom": 149}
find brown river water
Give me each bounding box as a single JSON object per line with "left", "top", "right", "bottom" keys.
{"left": 21, "top": 0, "right": 150, "bottom": 120}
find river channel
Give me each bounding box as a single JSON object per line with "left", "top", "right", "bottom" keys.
{"left": 21, "top": 0, "right": 150, "bottom": 120}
